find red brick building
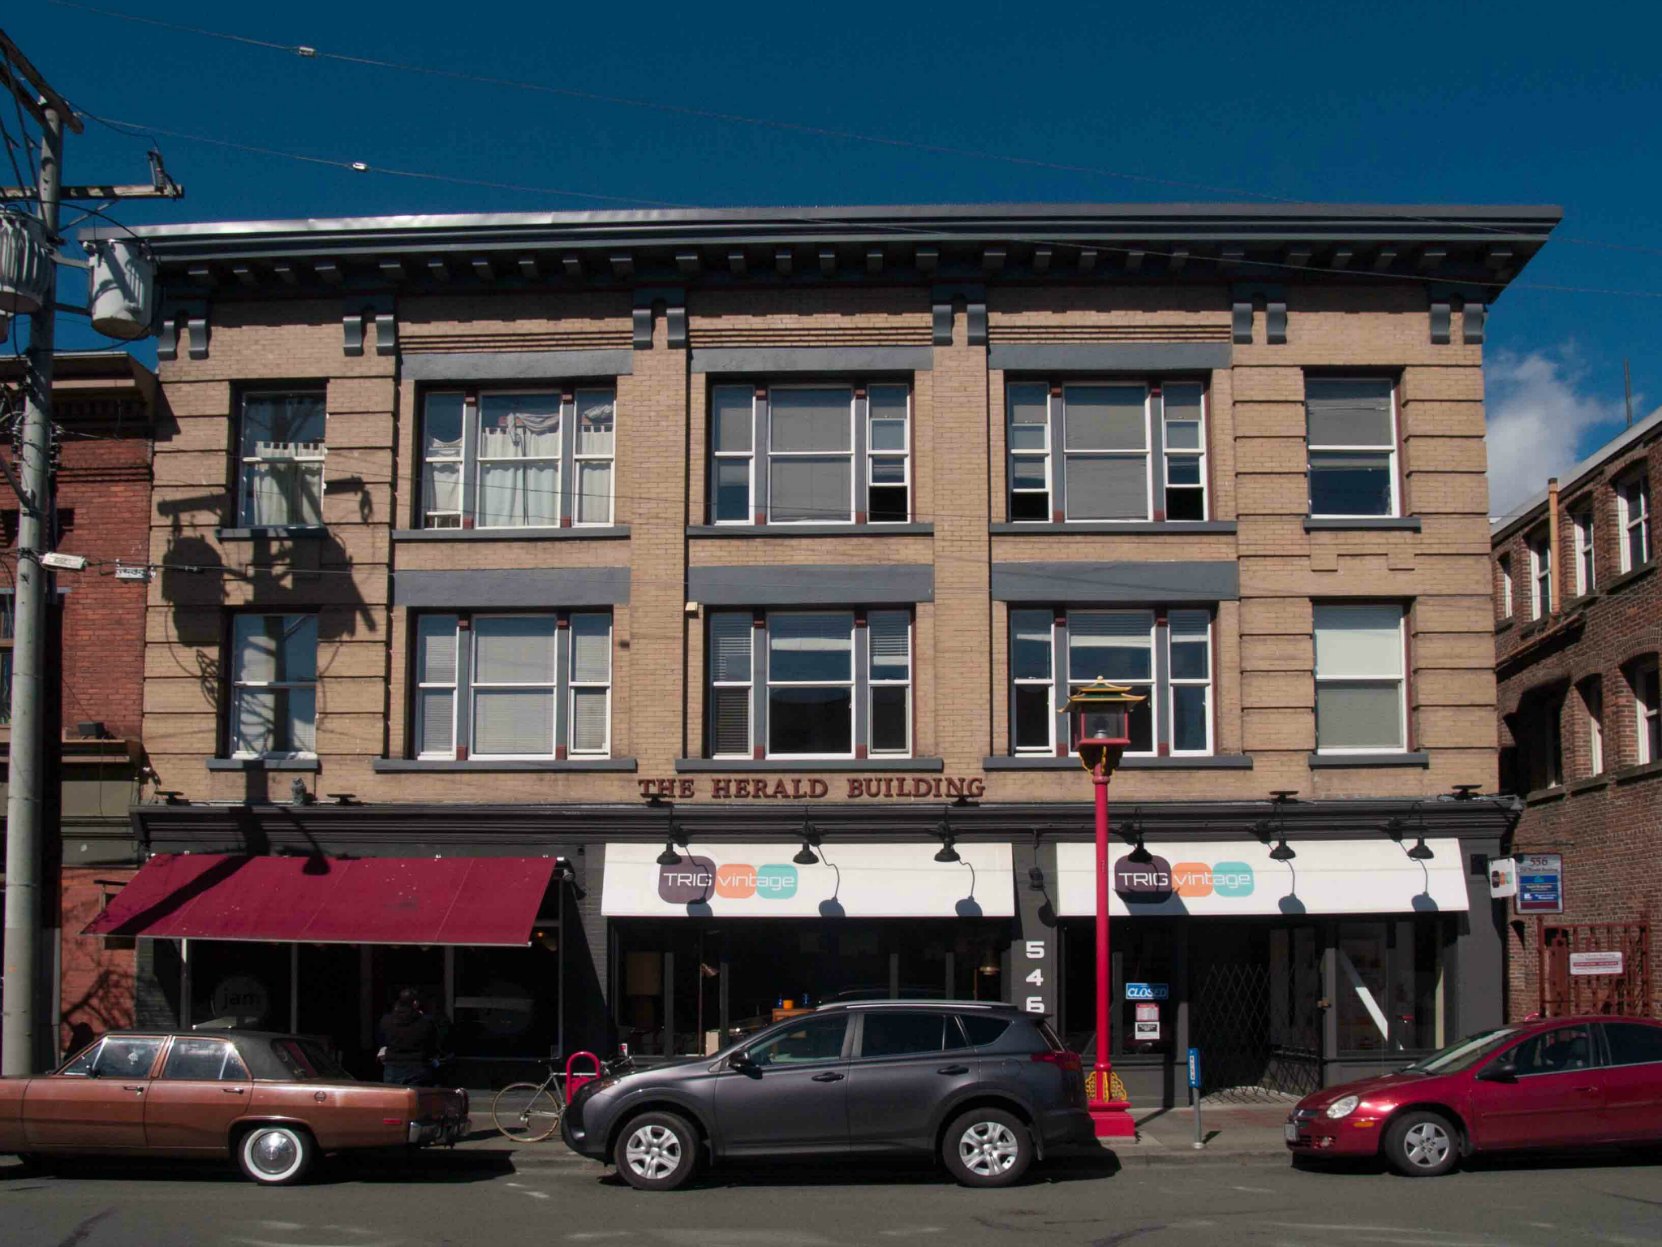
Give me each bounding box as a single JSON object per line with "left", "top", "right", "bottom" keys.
{"left": 0, "top": 351, "right": 156, "bottom": 1067}
{"left": 1492, "top": 408, "right": 1661, "bottom": 1020}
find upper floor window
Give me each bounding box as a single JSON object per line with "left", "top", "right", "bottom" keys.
{"left": 1305, "top": 378, "right": 1397, "bottom": 518}
{"left": 412, "top": 611, "right": 611, "bottom": 760}
{"left": 709, "top": 383, "right": 910, "bottom": 525}
{"left": 421, "top": 388, "right": 615, "bottom": 530}
{"left": 705, "top": 610, "right": 912, "bottom": 758}
{"left": 1570, "top": 503, "right": 1595, "bottom": 596}
{"left": 1579, "top": 676, "right": 1604, "bottom": 777}
{"left": 1528, "top": 529, "right": 1552, "bottom": 620}
{"left": 1006, "top": 381, "right": 1207, "bottom": 523}
{"left": 229, "top": 613, "right": 316, "bottom": 758}
{"left": 1498, "top": 554, "right": 1514, "bottom": 619}
{"left": 1007, "top": 607, "right": 1213, "bottom": 756}
{"left": 238, "top": 392, "right": 326, "bottom": 527}
{"left": 1628, "top": 656, "right": 1660, "bottom": 766}
{"left": 1313, "top": 603, "right": 1406, "bottom": 754}
{"left": 1618, "top": 472, "right": 1650, "bottom": 573}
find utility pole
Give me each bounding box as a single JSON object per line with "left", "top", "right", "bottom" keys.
{"left": 1, "top": 30, "right": 180, "bottom": 1076}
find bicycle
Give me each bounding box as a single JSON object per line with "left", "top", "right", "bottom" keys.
{"left": 492, "top": 1050, "right": 636, "bottom": 1143}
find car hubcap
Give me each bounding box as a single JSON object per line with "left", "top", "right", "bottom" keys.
{"left": 625, "top": 1125, "right": 682, "bottom": 1179}
{"left": 250, "top": 1130, "right": 298, "bottom": 1176}
{"left": 959, "top": 1122, "right": 1019, "bottom": 1176}
{"left": 1403, "top": 1122, "right": 1450, "bottom": 1168}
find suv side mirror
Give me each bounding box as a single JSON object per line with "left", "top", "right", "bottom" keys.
{"left": 1477, "top": 1060, "right": 1517, "bottom": 1083}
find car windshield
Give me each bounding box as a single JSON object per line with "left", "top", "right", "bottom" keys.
{"left": 270, "top": 1037, "right": 353, "bottom": 1080}
{"left": 1400, "top": 1027, "right": 1523, "bottom": 1074}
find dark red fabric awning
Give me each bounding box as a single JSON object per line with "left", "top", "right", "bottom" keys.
{"left": 83, "top": 854, "right": 558, "bottom": 946}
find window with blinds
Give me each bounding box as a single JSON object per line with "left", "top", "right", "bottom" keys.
{"left": 229, "top": 614, "right": 317, "bottom": 757}
{"left": 410, "top": 612, "right": 612, "bottom": 760}
{"left": 1313, "top": 603, "right": 1406, "bottom": 753}
{"left": 1305, "top": 377, "right": 1398, "bottom": 518}
{"left": 1068, "top": 611, "right": 1156, "bottom": 753}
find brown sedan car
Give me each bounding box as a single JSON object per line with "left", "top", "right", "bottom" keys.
{"left": 0, "top": 1030, "right": 469, "bottom": 1184}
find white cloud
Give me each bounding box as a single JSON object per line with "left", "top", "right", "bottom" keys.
{"left": 1484, "top": 348, "right": 1631, "bottom": 522}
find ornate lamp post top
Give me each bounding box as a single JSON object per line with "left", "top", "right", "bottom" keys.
{"left": 1064, "top": 679, "right": 1147, "bottom": 773}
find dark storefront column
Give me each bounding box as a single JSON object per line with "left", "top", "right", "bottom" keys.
{"left": 1011, "top": 839, "right": 1059, "bottom": 1018}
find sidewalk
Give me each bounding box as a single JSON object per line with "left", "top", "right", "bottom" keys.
{"left": 447, "top": 1100, "right": 1295, "bottom": 1169}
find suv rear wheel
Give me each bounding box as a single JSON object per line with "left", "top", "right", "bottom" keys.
{"left": 943, "top": 1107, "right": 1032, "bottom": 1187}
{"left": 613, "top": 1111, "right": 698, "bottom": 1191}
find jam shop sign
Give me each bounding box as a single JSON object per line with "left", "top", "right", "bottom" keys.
{"left": 658, "top": 856, "right": 799, "bottom": 904}
{"left": 638, "top": 776, "right": 986, "bottom": 801}
{"left": 1112, "top": 855, "right": 1256, "bottom": 900}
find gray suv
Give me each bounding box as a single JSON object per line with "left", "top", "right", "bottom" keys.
{"left": 561, "top": 1001, "right": 1093, "bottom": 1190}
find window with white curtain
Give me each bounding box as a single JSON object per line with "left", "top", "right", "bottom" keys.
{"left": 229, "top": 614, "right": 317, "bottom": 757}
{"left": 1618, "top": 473, "right": 1651, "bottom": 573}
{"left": 411, "top": 612, "right": 612, "bottom": 760}
{"left": 1313, "top": 604, "right": 1406, "bottom": 753}
{"left": 238, "top": 392, "right": 326, "bottom": 527}
{"left": 419, "top": 387, "right": 616, "bottom": 529}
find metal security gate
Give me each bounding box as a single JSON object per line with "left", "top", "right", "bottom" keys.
{"left": 1190, "top": 931, "right": 1322, "bottom": 1102}
{"left": 1541, "top": 923, "right": 1652, "bottom": 1017}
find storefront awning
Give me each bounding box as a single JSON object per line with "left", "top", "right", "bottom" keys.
{"left": 602, "top": 842, "right": 1014, "bottom": 918}
{"left": 82, "top": 854, "right": 559, "bottom": 946}
{"left": 1056, "top": 838, "right": 1470, "bottom": 917}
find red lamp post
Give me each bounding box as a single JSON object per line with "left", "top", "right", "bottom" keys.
{"left": 1064, "top": 678, "right": 1145, "bottom": 1141}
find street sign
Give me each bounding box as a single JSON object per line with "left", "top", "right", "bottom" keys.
{"left": 1125, "top": 982, "right": 1169, "bottom": 1001}
{"left": 1187, "top": 1047, "right": 1201, "bottom": 1090}
{"left": 1515, "top": 853, "right": 1564, "bottom": 914}
{"left": 1569, "top": 950, "right": 1624, "bottom": 976}
{"left": 1487, "top": 857, "right": 1517, "bottom": 899}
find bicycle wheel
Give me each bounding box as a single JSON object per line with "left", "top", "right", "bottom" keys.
{"left": 493, "top": 1082, "right": 564, "bottom": 1142}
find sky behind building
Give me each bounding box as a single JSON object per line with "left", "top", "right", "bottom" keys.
{"left": 10, "top": 0, "right": 1661, "bottom": 518}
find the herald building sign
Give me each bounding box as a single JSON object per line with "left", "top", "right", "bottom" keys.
{"left": 637, "top": 775, "right": 986, "bottom": 801}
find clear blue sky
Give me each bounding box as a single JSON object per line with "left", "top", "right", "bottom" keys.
{"left": 11, "top": 0, "right": 1662, "bottom": 515}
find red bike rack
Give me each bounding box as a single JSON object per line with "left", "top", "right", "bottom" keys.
{"left": 564, "top": 1050, "right": 603, "bottom": 1098}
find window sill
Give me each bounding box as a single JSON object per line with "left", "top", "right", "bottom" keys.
{"left": 1566, "top": 774, "right": 1611, "bottom": 795}
{"left": 1524, "top": 783, "right": 1568, "bottom": 805}
{"left": 990, "top": 521, "right": 1237, "bottom": 535}
{"left": 686, "top": 524, "right": 934, "bottom": 538}
{"left": 1612, "top": 758, "right": 1662, "bottom": 787}
{"left": 217, "top": 525, "right": 328, "bottom": 541}
{"left": 1603, "top": 559, "right": 1655, "bottom": 595}
{"left": 206, "top": 756, "right": 320, "bottom": 772}
{"left": 371, "top": 757, "right": 637, "bottom": 772}
{"left": 1494, "top": 618, "right": 1515, "bottom": 635}
{"left": 982, "top": 754, "right": 1254, "bottom": 770}
{"left": 1303, "top": 517, "right": 1422, "bottom": 532}
{"left": 391, "top": 526, "right": 631, "bottom": 542}
{"left": 675, "top": 757, "right": 944, "bottom": 772}
{"left": 1307, "top": 751, "right": 1430, "bottom": 768}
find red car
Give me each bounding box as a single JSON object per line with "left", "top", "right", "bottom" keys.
{"left": 1287, "top": 1015, "right": 1662, "bottom": 1176}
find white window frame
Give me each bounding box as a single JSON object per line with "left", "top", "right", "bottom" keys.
{"left": 1305, "top": 377, "right": 1400, "bottom": 519}
{"left": 1007, "top": 383, "right": 1053, "bottom": 523}
{"left": 1571, "top": 504, "right": 1595, "bottom": 596}
{"left": 767, "top": 385, "right": 856, "bottom": 526}
{"left": 1062, "top": 383, "right": 1152, "bottom": 523}
{"left": 237, "top": 391, "right": 327, "bottom": 528}
{"left": 1167, "top": 610, "right": 1214, "bottom": 756}
{"left": 865, "top": 385, "right": 912, "bottom": 524}
{"left": 1582, "top": 678, "right": 1604, "bottom": 777}
{"left": 1529, "top": 531, "right": 1552, "bottom": 620}
{"left": 1618, "top": 473, "right": 1651, "bottom": 573}
{"left": 1312, "top": 603, "right": 1408, "bottom": 756}
{"left": 572, "top": 390, "right": 616, "bottom": 527}
{"left": 1010, "top": 608, "right": 1057, "bottom": 755}
{"left": 711, "top": 385, "right": 757, "bottom": 526}
{"left": 1161, "top": 383, "right": 1209, "bottom": 522}
{"left": 867, "top": 611, "right": 912, "bottom": 756}
{"left": 567, "top": 612, "right": 613, "bottom": 756}
{"left": 228, "top": 613, "right": 317, "bottom": 759}
{"left": 708, "top": 613, "right": 755, "bottom": 758}
{"left": 421, "top": 392, "right": 466, "bottom": 529}
{"left": 1632, "top": 657, "right": 1661, "bottom": 766}
{"left": 468, "top": 613, "right": 559, "bottom": 761}
{"left": 1499, "top": 554, "right": 1514, "bottom": 619}
{"left": 765, "top": 611, "right": 857, "bottom": 758}
{"left": 1067, "top": 610, "right": 1158, "bottom": 757}
{"left": 414, "top": 613, "right": 460, "bottom": 759}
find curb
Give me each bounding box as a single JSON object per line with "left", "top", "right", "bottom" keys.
{"left": 452, "top": 1143, "right": 1295, "bottom": 1171}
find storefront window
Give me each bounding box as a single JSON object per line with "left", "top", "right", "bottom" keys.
{"left": 1337, "top": 920, "right": 1444, "bottom": 1054}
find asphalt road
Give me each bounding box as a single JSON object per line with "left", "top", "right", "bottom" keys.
{"left": 2, "top": 1147, "right": 1660, "bottom": 1247}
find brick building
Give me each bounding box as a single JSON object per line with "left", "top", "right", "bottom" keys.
{"left": 1492, "top": 408, "right": 1661, "bottom": 1020}
{"left": 81, "top": 204, "right": 1553, "bottom": 1101}
{"left": 0, "top": 351, "right": 155, "bottom": 1070}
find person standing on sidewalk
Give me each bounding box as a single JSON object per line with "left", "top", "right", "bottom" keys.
{"left": 378, "top": 988, "right": 439, "bottom": 1086}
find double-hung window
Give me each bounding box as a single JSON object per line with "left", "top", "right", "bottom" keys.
{"left": 709, "top": 382, "right": 911, "bottom": 525}
{"left": 238, "top": 392, "right": 326, "bottom": 527}
{"left": 1580, "top": 677, "right": 1604, "bottom": 777}
{"left": 1618, "top": 473, "right": 1650, "bottom": 572}
{"left": 1008, "top": 608, "right": 1212, "bottom": 757}
{"left": 1629, "top": 657, "right": 1660, "bottom": 766}
{"left": 705, "top": 610, "right": 912, "bottom": 758}
{"left": 1529, "top": 529, "right": 1553, "bottom": 620}
{"left": 1571, "top": 503, "right": 1596, "bottom": 596}
{"left": 1498, "top": 554, "right": 1514, "bottom": 619}
{"left": 1313, "top": 604, "right": 1406, "bottom": 754}
{"left": 419, "top": 387, "right": 615, "bottom": 529}
{"left": 1305, "top": 378, "right": 1398, "bottom": 518}
{"left": 1006, "top": 381, "right": 1207, "bottom": 523}
{"left": 411, "top": 612, "right": 612, "bottom": 760}
{"left": 229, "top": 614, "right": 317, "bottom": 757}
